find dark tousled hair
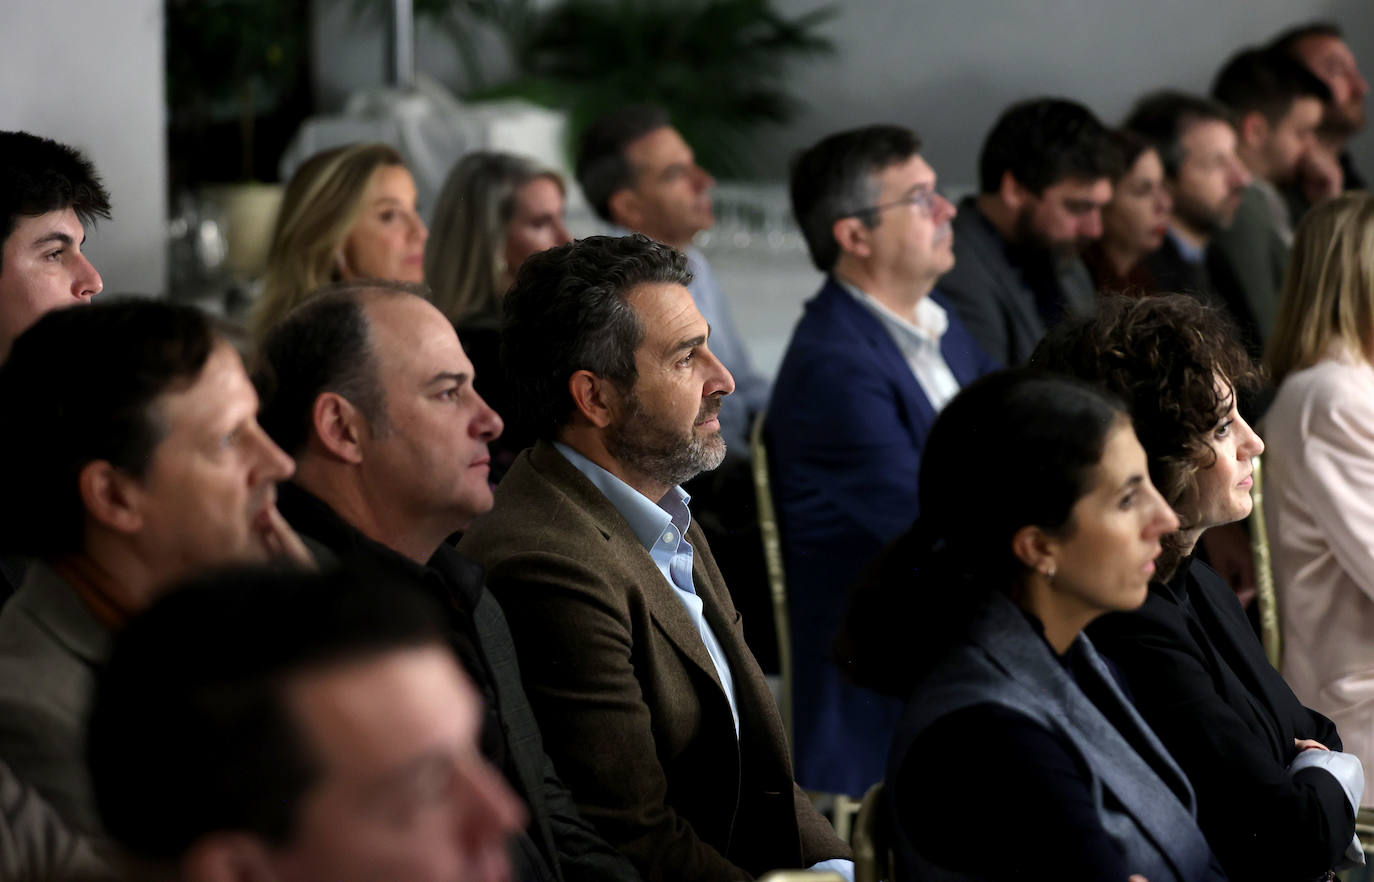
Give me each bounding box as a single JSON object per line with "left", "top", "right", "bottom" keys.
{"left": 978, "top": 97, "right": 1123, "bottom": 194}
{"left": 835, "top": 369, "right": 1128, "bottom": 698}
{"left": 0, "top": 131, "right": 111, "bottom": 274}
{"left": 1123, "top": 91, "right": 1235, "bottom": 178}
{"left": 1029, "top": 294, "right": 1259, "bottom": 580}
{"left": 89, "top": 564, "right": 449, "bottom": 860}
{"left": 789, "top": 125, "right": 924, "bottom": 272}
{"left": 1211, "top": 46, "right": 1331, "bottom": 124}
{"left": 0, "top": 298, "right": 215, "bottom": 558}
{"left": 501, "top": 234, "right": 691, "bottom": 440}
{"left": 576, "top": 104, "right": 672, "bottom": 224}
{"left": 1268, "top": 21, "right": 1344, "bottom": 59}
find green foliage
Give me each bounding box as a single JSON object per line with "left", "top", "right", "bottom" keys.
{"left": 372, "top": 0, "right": 835, "bottom": 178}
{"left": 166, "top": 0, "right": 303, "bottom": 120}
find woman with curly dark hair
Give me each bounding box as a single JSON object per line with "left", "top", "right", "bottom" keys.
{"left": 1030, "top": 293, "right": 1363, "bottom": 881}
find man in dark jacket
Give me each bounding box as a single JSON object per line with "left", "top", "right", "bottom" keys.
{"left": 254, "top": 280, "right": 642, "bottom": 882}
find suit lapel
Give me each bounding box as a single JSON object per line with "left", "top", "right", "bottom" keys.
{"left": 527, "top": 442, "right": 729, "bottom": 695}
{"left": 820, "top": 279, "right": 939, "bottom": 436}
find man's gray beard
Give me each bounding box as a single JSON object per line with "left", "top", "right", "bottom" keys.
{"left": 605, "top": 393, "right": 727, "bottom": 491}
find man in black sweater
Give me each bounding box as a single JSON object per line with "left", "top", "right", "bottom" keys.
{"left": 254, "top": 280, "right": 642, "bottom": 882}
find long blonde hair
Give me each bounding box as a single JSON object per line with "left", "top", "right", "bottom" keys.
{"left": 425, "top": 151, "right": 564, "bottom": 324}
{"left": 1267, "top": 192, "right": 1374, "bottom": 385}
{"left": 251, "top": 143, "right": 406, "bottom": 341}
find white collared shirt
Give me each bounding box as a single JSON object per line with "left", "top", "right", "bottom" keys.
{"left": 835, "top": 277, "right": 962, "bottom": 412}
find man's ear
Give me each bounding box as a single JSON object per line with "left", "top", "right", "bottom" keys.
{"left": 567, "top": 370, "right": 617, "bottom": 429}
{"left": 607, "top": 188, "right": 642, "bottom": 231}
{"left": 77, "top": 460, "right": 144, "bottom": 536}
{"left": 1010, "top": 524, "right": 1056, "bottom": 576}
{"left": 1239, "top": 111, "right": 1270, "bottom": 151}
{"left": 181, "top": 832, "right": 280, "bottom": 882}
{"left": 312, "top": 392, "right": 366, "bottom": 464}
{"left": 831, "top": 216, "right": 873, "bottom": 260}
{"left": 999, "top": 169, "right": 1029, "bottom": 212}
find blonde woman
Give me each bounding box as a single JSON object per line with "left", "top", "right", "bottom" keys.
{"left": 425, "top": 151, "right": 572, "bottom": 326}
{"left": 251, "top": 143, "right": 427, "bottom": 340}
{"left": 1264, "top": 191, "right": 1374, "bottom": 806}
{"left": 426, "top": 152, "right": 572, "bottom": 481}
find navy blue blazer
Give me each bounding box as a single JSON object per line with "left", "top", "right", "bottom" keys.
{"left": 765, "top": 277, "right": 997, "bottom": 795}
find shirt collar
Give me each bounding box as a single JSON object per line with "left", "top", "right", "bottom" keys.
{"left": 553, "top": 442, "right": 692, "bottom": 553}
{"left": 1166, "top": 227, "right": 1206, "bottom": 264}
{"left": 833, "top": 274, "right": 948, "bottom": 341}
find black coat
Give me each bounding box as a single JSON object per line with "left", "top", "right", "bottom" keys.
{"left": 278, "top": 481, "right": 642, "bottom": 882}
{"left": 1088, "top": 557, "right": 1354, "bottom": 881}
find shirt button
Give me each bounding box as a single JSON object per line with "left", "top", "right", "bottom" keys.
{"left": 663, "top": 532, "right": 675, "bottom": 544}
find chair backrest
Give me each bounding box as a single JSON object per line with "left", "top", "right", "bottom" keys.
{"left": 750, "top": 410, "right": 793, "bottom": 745}
{"left": 1249, "top": 454, "right": 1282, "bottom": 670}
{"left": 852, "top": 781, "right": 894, "bottom": 882}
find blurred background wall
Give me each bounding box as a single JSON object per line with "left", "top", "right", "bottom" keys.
{"left": 315, "top": 0, "right": 1374, "bottom": 184}
{"left": 0, "top": 0, "right": 167, "bottom": 297}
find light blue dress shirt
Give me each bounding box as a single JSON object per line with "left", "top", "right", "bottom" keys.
{"left": 553, "top": 443, "right": 854, "bottom": 881}
{"left": 554, "top": 442, "right": 739, "bottom": 734}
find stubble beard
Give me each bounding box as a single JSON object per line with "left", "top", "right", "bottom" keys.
{"left": 605, "top": 392, "right": 727, "bottom": 490}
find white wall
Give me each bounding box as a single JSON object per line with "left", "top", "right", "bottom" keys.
{"left": 764, "top": 0, "right": 1374, "bottom": 186}
{"left": 0, "top": 0, "right": 167, "bottom": 297}
{"left": 313, "top": 0, "right": 1374, "bottom": 185}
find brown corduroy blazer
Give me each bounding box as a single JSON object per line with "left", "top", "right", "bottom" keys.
{"left": 460, "top": 441, "right": 849, "bottom": 882}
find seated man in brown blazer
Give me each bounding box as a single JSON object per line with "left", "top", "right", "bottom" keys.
{"left": 460, "top": 234, "right": 852, "bottom": 882}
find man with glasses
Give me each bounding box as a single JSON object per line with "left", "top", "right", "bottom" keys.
{"left": 937, "top": 98, "right": 1121, "bottom": 366}
{"left": 767, "top": 125, "right": 997, "bottom": 797}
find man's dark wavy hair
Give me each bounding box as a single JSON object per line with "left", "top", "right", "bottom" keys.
{"left": 1, "top": 131, "right": 111, "bottom": 273}
{"left": 1030, "top": 294, "right": 1260, "bottom": 580}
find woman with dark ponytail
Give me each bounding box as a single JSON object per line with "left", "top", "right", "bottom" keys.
{"left": 837, "top": 368, "right": 1223, "bottom": 882}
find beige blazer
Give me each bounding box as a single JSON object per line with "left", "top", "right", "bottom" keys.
{"left": 460, "top": 441, "right": 849, "bottom": 882}
{"left": 1264, "top": 349, "right": 1374, "bottom": 803}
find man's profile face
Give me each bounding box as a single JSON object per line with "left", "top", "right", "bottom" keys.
{"left": 267, "top": 646, "right": 524, "bottom": 882}
{"left": 1262, "top": 97, "right": 1324, "bottom": 183}
{"left": 1171, "top": 119, "right": 1251, "bottom": 233}
{"left": 129, "top": 342, "right": 296, "bottom": 592}
{"left": 0, "top": 208, "right": 102, "bottom": 359}
{"left": 1014, "top": 176, "right": 1113, "bottom": 258}
{"left": 615, "top": 127, "right": 716, "bottom": 249}
{"left": 860, "top": 154, "right": 957, "bottom": 285}
{"left": 360, "top": 295, "right": 504, "bottom": 532}
{"left": 604, "top": 282, "right": 734, "bottom": 492}
{"left": 1294, "top": 34, "right": 1368, "bottom": 135}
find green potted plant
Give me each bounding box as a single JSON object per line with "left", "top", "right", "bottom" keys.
{"left": 167, "top": 0, "right": 307, "bottom": 277}
{"left": 371, "top": 0, "right": 834, "bottom": 178}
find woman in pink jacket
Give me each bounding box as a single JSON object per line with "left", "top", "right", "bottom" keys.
{"left": 1265, "top": 191, "right": 1374, "bottom": 808}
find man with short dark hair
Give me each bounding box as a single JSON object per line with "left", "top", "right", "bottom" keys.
{"left": 0, "top": 131, "right": 109, "bottom": 362}
{"left": 0, "top": 299, "right": 302, "bottom": 832}
{"left": 89, "top": 565, "right": 526, "bottom": 882}
{"left": 576, "top": 105, "right": 766, "bottom": 457}
{"left": 1270, "top": 21, "right": 1368, "bottom": 206}
{"left": 461, "top": 235, "right": 852, "bottom": 882}
{"left": 1211, "top": 47, "right": 1331, "bottom": 345}
{"left": 577, "top": 106, "right": 775, "bottom": 669}
{"left": 769, "top": 125, "right": 996, "bottom": 796}
{"left": 0, "top": 131, "right": 111, "bottom": 604}
{"left": 254, "top": 281, "right": 642, "bottom": 882}
{"left": 1124, "top": 92, "right": 1252, "bottom": 321}
{"left": 937, "top": 98, "right": 1121, "bottom": 366}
